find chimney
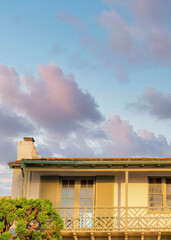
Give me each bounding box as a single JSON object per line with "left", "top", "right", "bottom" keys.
{"left": 17, "top": 137, "right": 38, "bottom": 160}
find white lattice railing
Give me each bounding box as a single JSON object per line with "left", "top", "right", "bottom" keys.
{"left": 54, "top": 207, "right": 171, "bottom": 232}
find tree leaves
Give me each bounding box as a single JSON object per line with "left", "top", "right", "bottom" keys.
{"left": 0, "top": 197, "right": 63, "bottom": 240}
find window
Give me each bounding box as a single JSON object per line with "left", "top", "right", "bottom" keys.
{"left": 60, "top": 178, "right": 94, "bottom": 228}
{"left": 149, "top": 177, "right": 162, "bottom": 207}
{"left": 149, "top": 177, "right": 171, "bottom": 208}
{"left": 60, "top": 178, "right": 94, "bottom": 207}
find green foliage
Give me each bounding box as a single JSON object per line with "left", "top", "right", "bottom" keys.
{"left": 0, "top": 231, "right": 12, "bottom": 240}
{"left": 0, "top": 197, "right": 63, "bottom": 240}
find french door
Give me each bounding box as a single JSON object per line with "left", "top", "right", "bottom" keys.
{"left": 60, "top": 178, "right": 94, "bottom": 228}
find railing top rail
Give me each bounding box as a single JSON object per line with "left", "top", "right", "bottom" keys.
{"left": 53, "top": 206, "right": 171, "bottom": 209}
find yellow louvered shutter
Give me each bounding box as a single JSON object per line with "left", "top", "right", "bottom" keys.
{"left": 96, "top": 176, "right": 114, "bottom": 207}
{"left": 40, "top": 176, "right": 59, "bottom": 207}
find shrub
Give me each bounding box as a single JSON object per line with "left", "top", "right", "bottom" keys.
{"left": 0, "top": 197, "right": 63, "bottom": 240}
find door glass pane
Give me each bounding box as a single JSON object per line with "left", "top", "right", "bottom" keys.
{"left": 166, "top": 185, "right": 171, "bottom": 194}
{"left": 156, "top": 186, "right": 162, "bottom": 193}
{"left": 61, "top": 199, "right": 67, "bottom": 207}
{"left": 80, "top": 199, "right": 86, "bottom": 207}
{"left": 87, "top": 199, "right": 93, "bottom": 206}
{"left": 149, "top": 195, "right": 155, "bottom": 202}
{"left": 166, "top": 195, "right": 171, "bottom": 206}
{"left": 149, "top": 184, "right": 162, "bottom": 193}
{"left": 68, "top": 189, "right": 75, "bottom": 198}
{"left": 149, "top": 201, "right": 155, "bottom": 207}
{"left": 61, "top": 180, "right": 75, "bottom": 207}
{"left": 62, "top": 189, "right": 68, "bottom": 198}
{"left": 149, "top": 185, "right": 155, "bottom": 193}
{"left": 68, "top": 199, "right": 74, "bottom": 206}
{"left": 80, "top": 189, "right": 86, "bottom": 198}
{"left": 149, "top": 195, "right": 162, "bottom": 207}
{"left": 87, "top": 189, "right": 93, "bottom": 198}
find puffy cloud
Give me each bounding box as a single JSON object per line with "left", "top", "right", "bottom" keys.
{"left": 132, "top": 87, "right": 171, "bottom": 119}
{"left": 98, "top": 0, "right": 171, "bottom": 68}
{"left": 0, "top": 107, "right": 35, "bottom": 137}
{"left": 98, "top": 7, "right": 171, "bottom": 65}
{"left": 0, "top": 63, "right": 103, "bottom": 133}
{"left": 37, "top": 114, "right": 171, "bottom": 158}
{"left": 146, "top": 29, "right": 171, "bottom": 64}
{"left": 102, "top": 115, "right": 171, "bottom": 157}
{"left": 99, "top": 9, "right": 136, "bottom": 62}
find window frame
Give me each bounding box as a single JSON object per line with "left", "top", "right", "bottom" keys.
{"left": 148, "top": 177, "right": 171, "bottom": 213}
{"left": 59, "top": 177, "right": 95, "bottom": 207}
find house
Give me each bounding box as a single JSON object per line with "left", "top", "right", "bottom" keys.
{"left": 8, "top": 137, "right": 171, "bottom": 240}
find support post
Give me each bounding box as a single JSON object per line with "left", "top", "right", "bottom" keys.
{"left": 73, "top": 233, "right": 78, "bottom": 240}
{"left": 125, "top": 232, "right": 128, "bottom": 240}
{"left": 157, "top": 232, "right": 161, "bottom": 240}
{"left": 90, "top": 232, "right": 95, "bottom": 240}
{"left": 141, "top": 232, "right": 144, "bottom": 240}
{"left": 26, "top": 171, "right": 31, "bottom": 198}
{"left": 23, "top": 170, "right": 28, "bottom": 197}
{"left": 125, "top": 170, "right": 129, "bottom": 231}
{"left": 108, "top": 233, "right": 111, "bottom": 240}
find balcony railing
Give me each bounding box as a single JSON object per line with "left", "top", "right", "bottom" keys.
{"left": 54, "top": 207, "right": 171, "bottom": 232}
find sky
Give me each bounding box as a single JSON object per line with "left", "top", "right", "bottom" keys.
{"left": 1, "top": 0, "right": 171, "bottom": 196}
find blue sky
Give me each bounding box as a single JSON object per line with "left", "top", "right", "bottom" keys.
{"left": 1, "top": 0, "right": 171, "bottom": 195}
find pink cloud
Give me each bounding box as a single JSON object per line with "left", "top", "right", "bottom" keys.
{"left": 132, "top": 87, "right": 171, "bottom": 119}
{"left": 99, "top": 10, "right": 134, "bottom": 58}
{"left": 0, "top": 63, "right": 103, "bottom": 133}
{"left": 36, "top": 114, "right": 171, "bottom": 158}
{"left": 98, "top": 1, "right": 171, "bottom": 66}
{"left": 102, "top": 115, "right": 171, "bottom": 157}
{"left": 146, "top": 29, "right": 171, "bottom": 64}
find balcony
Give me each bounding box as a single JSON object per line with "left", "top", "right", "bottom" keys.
{"left": 55, "top": 207, "right": 171, "bottom": 233}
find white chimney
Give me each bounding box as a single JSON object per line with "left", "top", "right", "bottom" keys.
{"left": 17, "top": 137, "right": 38, "bottom": 160}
